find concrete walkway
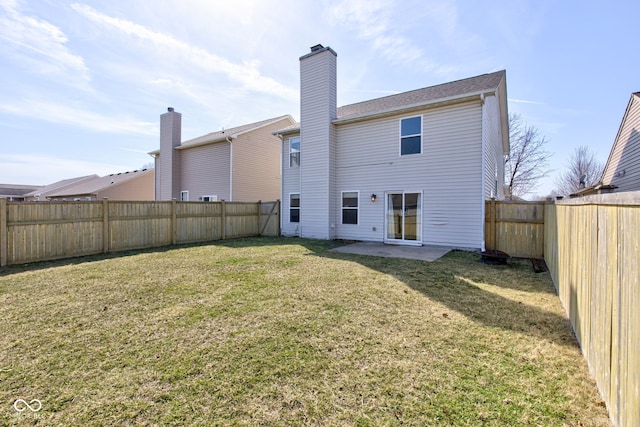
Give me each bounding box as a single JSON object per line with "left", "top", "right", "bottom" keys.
{"left": 329, "top": 241, "right": 452, "bottom": 262}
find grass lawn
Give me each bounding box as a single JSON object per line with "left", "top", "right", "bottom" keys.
{"left": 0, "top": 237, "right": 610, "bottom": 426}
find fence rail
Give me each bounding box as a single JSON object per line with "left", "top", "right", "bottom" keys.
{"left": 0, "top": 199, "right": 280, "bottom": 267}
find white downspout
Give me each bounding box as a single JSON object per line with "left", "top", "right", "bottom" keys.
{"left": 276, "top": 134, "right": 285, "bottom": 234}
{"left": 480, "top": 93, "right": 486, "bottom": 252}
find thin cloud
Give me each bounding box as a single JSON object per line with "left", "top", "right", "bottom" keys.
{"left": 0, "top": 99, "right": 156, "bottom": 136}
{"left": 71, "top": 3, "right": 296, "bottom": 101}
{"left": 327, "top": 0, "right": 467, "bottom": 75}
{"left": 509, "top": 98, "right": 545, "bottom": 105}
{"left": 0, "top": 0, "right": 90, "bottom": 83}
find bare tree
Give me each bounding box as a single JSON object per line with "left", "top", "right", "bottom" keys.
{"left": 554, "top": 145, "right": 604, "bottom": 196}
{"left": 505, "top": 113, "right": 552, "bottom": 200}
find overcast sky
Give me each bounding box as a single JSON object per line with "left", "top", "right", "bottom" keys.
{"left": 1, "top": 0, "right": 638, "bottom": 198}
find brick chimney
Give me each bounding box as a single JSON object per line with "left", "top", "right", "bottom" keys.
{"left": 299, "top": 44, "right": 337, "bottom": 239}
{"left": 157, "top": 107, "right": 182, "bottom": 200}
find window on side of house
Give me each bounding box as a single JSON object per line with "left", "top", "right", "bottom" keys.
{"left": 342, "top": 191, "right": 358, "bottom": 225}
{"left": 289, "top": 136, "right": 300, "bottom": 167}
{"left": 400, "top": 116, "right": 422, "bottom": 155}
{"left": 289, "top": 193, "right": 300, "bottom": 223}
{"left": 180, "top": 191, "right": 189, "bottom": 201}
{"left": 202, "top": 195, "right": 217, "bottom": 202}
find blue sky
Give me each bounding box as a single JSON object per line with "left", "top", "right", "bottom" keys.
{"left": 1, "top": 0, "right": 638, "bottom": 198}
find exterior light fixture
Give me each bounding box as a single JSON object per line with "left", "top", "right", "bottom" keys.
{"left": 371, "top": 194, "right": 377, "bottom": 202}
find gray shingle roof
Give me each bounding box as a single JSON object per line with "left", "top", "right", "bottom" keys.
{"left": 336, "top": 70, "right": 506, "bottom": 121}
{"left": 24, "top": 175, "right": 97, "bottom": 198}
{"left": 46, "top": 169, "right": 152, "bottom": 197}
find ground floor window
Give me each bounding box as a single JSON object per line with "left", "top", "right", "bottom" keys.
{"left": 180, "top": 191, "right": 189, "bottom": 201}
{"left": 342, "top": 191, "right": 359, "bottom": 224}
{"left": 290, "top": 193, "right": 300, "bottom": 223}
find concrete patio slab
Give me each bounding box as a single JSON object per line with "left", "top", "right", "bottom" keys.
{"left": 328, "top": 242, "right": 453, "bottom": 262}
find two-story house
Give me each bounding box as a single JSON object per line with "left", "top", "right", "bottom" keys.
{"left": 277, "top": 45, "right": 509, "bottom": 250}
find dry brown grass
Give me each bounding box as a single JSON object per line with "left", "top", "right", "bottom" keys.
{"left": 0, "top": 237, "right": 610, "bottom": 426}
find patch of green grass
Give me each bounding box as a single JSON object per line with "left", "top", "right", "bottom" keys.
{"left": 0, "top": 237, "right": 609, "bottom": 426}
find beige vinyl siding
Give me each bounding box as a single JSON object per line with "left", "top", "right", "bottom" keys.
{"left": 281, "top": 132, "right": 301, "bottom": 236}
{"left": 482, "top": 94, "right": 506, "bottom": 200}
{"left": 231, "top": 118, "right": 291, "bottom": 202}
{"left": 602, "top": 94, "right": 640, "bottom": 192}
{"left": 335, "top": 101, "right": 484, "bottom": 248}
{"left": 299, "top": 48, "right": 337, "bottom": 239}
{"left": 180, "top": 143, "right": 231, "bottom": 201}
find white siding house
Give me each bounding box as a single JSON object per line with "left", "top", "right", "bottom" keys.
{"left": 277, "top": 45, "right": 509, "bottom": 250}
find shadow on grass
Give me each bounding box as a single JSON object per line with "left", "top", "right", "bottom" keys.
{"left": 1, "top": 236, "right": 577, "bottom": 349}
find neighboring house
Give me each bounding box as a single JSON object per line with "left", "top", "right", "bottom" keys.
{"left": 150, "top": 111, "right": 295, "bottom": 202}
{"left": 277, "top": 44, "right": 509, "bottom": 250}
{"left": 0, "top": 184, "right": 43, "bottom": 202}
{"left": 25, "top": 170, "right": 154, "bottom": 201}
{"left": 601, "top": 92, "right": 640, "bottom": 192}
{"left": 24, "top": 175, "right": 98, "bottom": 201}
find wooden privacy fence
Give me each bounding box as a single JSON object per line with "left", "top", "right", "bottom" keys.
{"left": 544, "top": 193, "right": 640, "bottom": 427}
{"left": 0, "top": 199, "right": 280, "bottom": 267}
{"left": 484, "top": 200, "right": 547, "bottom": 258}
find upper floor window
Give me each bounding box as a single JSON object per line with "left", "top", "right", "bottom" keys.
{"left": 289, "top": 136, "right": 300, "bottom": 167}
{"left": 400, "top": 116, "right": 422, "bottom": 155}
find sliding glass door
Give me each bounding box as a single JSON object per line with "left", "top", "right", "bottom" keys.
{"left": 385, "top": 192, "right": 421, "bottom": 245}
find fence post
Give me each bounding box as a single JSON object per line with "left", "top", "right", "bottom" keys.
{"left": 171, "top": 199, "right": 177, "bottom": 245}
{"left": 257, "top": 200, "right": 262, "bottom": 236}
{"left": 276, "top": 199, "right": 281, "bottom": 237}
{"left": 221, "top": 200, "right": 226, "bottom": 240}
{"left": 0, "top": 198, "right": 7, "bottom": 267}
{"left": 102, "top": 199, "right": 109, "bottom": 253}
{"left": 491, "top": 200, "right": 497, "bottom": 251}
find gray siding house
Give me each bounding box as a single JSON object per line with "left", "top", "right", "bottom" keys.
{"left": 601, "top": 92, "right": 640, "bottom": 192}
{"left": 278, "top": 45, "right": 509, "bottom": 250}
{"left": 151, "top": 111, "right": 296, "bottom": 202}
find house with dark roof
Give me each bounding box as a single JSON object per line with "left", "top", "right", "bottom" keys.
{"left": 25, "top": 170, "right": 154, "bottom": 201}
{"left": 276, "top": 45, "right": 509, "bottom": 250}
{"left": 151, "top": 112, "right": 295, "bottom": 202}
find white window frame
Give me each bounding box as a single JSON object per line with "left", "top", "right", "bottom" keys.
{"left": 180, "top": 191, "right": 189, "bottom": 201}
{"left": 399, "top": 115, "right": 422, "bottom": 156}
{"left": 289, "top": 193, "right": 300, "bottom": 223}
{"left": 341, "top": 191, "right": 359, "bottom": 225}
{"left": 202, "top": 195, "right": 217, "bottom": 202}
{"left": 289, "top": 136, "right": 300, "bottom": 167}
